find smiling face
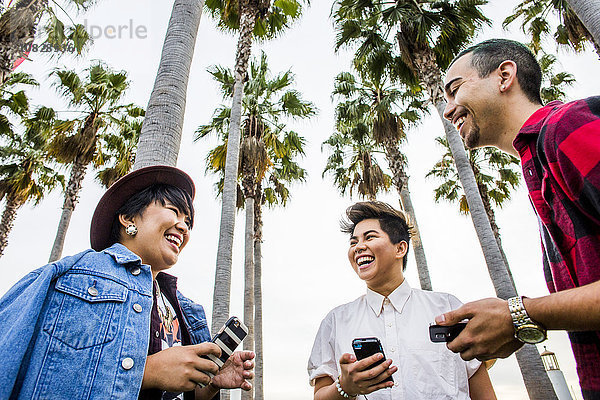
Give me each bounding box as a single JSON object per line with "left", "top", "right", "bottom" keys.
{"left": 348, "top": 218, "right": 407, "bottom": 295}
{"left": 119, "top": 200, "right": 191, "bottom": 275}
{"left": 443, "top": 53, "right": 503, "bottom": 149}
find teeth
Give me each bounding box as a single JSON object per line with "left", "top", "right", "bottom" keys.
{"left": 165, "top": 234, "right": 182, "bottom": 247}
{"left": 357, "top": 256, "right": 374, "bottom": 266}
{"left": 455, "top": 116, "right": 466, "bottom": 130}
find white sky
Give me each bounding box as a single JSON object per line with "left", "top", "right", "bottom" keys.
{"left": 1, "top": 1, "right": 599, "bottom": 399}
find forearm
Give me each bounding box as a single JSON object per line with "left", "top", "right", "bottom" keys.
{"left": 195, "top": 383, "right": 219, "bottom": 400}
{"left": 524, "top": 280, "right": 600, "bottom": 331}
{"left": 468, "top": 365, "right": 496, "bottom": 400}
{"left": 314, "top": 377, "right": 352, "bottom": 400}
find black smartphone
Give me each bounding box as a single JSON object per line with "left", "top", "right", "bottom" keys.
{"left": 351, "top": 337, "right": 393, "bottom": 383}
{"left": 199, "top": 316, "right": 248, "bottom": 385}
{"left": 429, "top": 322, "right": 467, "bottom": 342}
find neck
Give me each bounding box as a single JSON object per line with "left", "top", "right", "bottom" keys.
{"left": 368, "top": 276, "right": 405, "bottom": 297}
{"left": 495, "top": 97, "right": 544, "bottom": 156}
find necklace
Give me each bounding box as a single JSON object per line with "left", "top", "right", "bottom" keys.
{"left": 154, "top": 280, "right": 175, "bottom": 331}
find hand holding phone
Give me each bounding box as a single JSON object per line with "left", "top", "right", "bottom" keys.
{"left": 351, "top": 337, "right": 394, "bottom": 383}
{"left": 429, "top": 322, "right": 467, "bottom": 342}
{"left": 199, "top": 316, "right": 248, "bottom": 386}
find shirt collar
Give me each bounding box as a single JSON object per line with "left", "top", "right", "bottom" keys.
{"left": 102, "top": 242, "right": 142, "bottom": 265}
{"left": 366, "top": 279, "right": 412, "bottom": 316}
{"left": 513, "top": 101, "right": 563, "bottom": 154}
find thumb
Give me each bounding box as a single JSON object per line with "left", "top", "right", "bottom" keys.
{"left": 435, "top": 306, "right": 466, "bottom": 326}
{"left": 339, "top": 352, "right": 356, "bottom": 365}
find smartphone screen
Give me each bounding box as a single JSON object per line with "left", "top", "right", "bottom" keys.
{"left": 352, "top": 337, "right": 394, "bottom": 383}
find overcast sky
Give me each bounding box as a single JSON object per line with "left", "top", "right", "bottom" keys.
{"left": 1, "top": 1, "right": 599, "bottom": 399}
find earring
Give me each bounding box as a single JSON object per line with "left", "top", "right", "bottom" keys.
{"left": 501, "top": 85, "right": 506, "bottom": 91}
{"left": 125, "top": 224, "right": 138, "bottom": 236}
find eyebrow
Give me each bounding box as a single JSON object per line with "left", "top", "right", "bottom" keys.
{"left": 444, "top": 77, "right": 461, "bottom": 95}
{"left": 350, "top": 229, "right": 379, "bottom": 241}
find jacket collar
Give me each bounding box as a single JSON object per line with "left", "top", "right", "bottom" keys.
{"left": 102, "top": 243, "right": 143, "bottom": 265}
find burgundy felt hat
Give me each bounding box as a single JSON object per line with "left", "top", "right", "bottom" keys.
{"left": 90, "top": 165, "right": 195, "bottom": 251}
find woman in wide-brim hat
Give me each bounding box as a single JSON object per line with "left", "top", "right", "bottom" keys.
{"left": 0, "top": 165, "right": 254, "bottom": 400}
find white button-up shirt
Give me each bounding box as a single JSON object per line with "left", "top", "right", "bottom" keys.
{"left": 308, "top": 280, "right": 480, "bottom": 399}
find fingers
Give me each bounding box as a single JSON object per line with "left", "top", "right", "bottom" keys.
{"left": 237, "top": 350, "right": 255, "bottom": 361}
{"left": 339, "top": 353, "right": 357, "bottom": 365}
{"left": 354, "top": 353, "right": 385, "bottom": 372}
{"left": 190, "top": 342, "right": 222, "bottom": 358}
{"left": 435, "top": 304, "right": 471, "bottom": 326}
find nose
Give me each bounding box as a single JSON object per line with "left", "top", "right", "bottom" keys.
{"left": 443, "top": 99, "right": 456, "bottom": 122}
{"left": 175, "top": 218, "right": 189, "bottom": 235}
{"left": 355, "top": 239, "right": 367, "bottom": 253}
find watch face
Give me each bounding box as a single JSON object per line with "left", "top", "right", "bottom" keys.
{"left": 516, "top": 326, "right": 547, "bottom": 344}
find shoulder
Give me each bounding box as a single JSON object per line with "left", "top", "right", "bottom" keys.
{"left": 409, "top": 288, "right": 463, "bottom": 311}
{"left": 540, "top": 97, "right": 600, "bottom": 150}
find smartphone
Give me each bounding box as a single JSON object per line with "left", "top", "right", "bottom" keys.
{"left": 429, "top": 322, "right": 467, "bottom": 342}
{"left": 199, "top": 316, "right": 248, "bottom": 385}
{"left": 351, "top": 337, "right": 393, "bottom": 383}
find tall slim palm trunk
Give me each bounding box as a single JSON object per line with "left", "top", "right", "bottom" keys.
{"left": 48, "top": 161, "right": 87, "bottom": 262}
{"left": 253, "top": 191, "right": 264, "bottom": 400}
{"left": 0, "top": 0, "right": 46, "bottom": 83}
{"left": 0, "top": 194, "right": 23, "bottom": 258}
{"left": 212, "top": 2, "right": 258, "bottom": 333}
{"left": 383, "top": 141, "right": 432, "bottom": 290}
{"left": 566, "top": 0, "right": 600, "bottom": 53}
{"left": 133, "top": 0, "right": 204, "bottom": 169}
{"left": 241, "top": 196, "right": 255, "bottom": 400}
{"left": 409, "top": 46, "right": 557, "bottom": 399}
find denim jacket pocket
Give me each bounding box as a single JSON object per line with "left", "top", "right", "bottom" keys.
{"left": 43, "top": 272, "right": 128, "bottom": 350}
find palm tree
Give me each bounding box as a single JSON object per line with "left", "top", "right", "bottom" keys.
{"left": 427, "top": 137, "right": 520, "bottom": 287}
{"left": 504, "top": 0, "right": 600, "bottom": 56}
{"left": 46, "top": 63, "right": 143, "bottom": 262}
{"left": 97, "top": 113, "right": 144, "bottom": 187}
{"left": 0, "top": 0, "right": 93, "bottom": 83}
{"left": 0, "top": 72, "right": 63, "bottom": 257}
{"left": 331, "top": 69, "right": 433, "bottom": 290}
{"left": 204, "top": 0, "right": 309, "bottom": 341}
{"left": 322, "top": 130, "right": 391, "bottom": 201}
{"left": 133, "top": 0, "right": 203, "bottom": 169}
{"left": 333, "top": 1, "right": 557, "bottom": 398}
{"left": 565, "top": 0, "right": 600, "bottom": 50}
{"left": 196, "top": 51, "right": 314, "bottom": 399}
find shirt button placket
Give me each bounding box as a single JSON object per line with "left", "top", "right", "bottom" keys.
{"left": 383, "top": 299, "right": 402, "bottom": 399}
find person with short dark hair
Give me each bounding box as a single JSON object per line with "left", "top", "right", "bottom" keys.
{"left": 308, "top": 201, "right": 496, "bottom": 399}
{"left": 439, "top": 38, "right": 600, "bottom": 399}
{"left": 0, "top": 165, "right": 254, "bottom": 400}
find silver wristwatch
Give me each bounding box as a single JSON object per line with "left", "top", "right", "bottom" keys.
{"left": 507, "top": 296, "right": 547, "bottom": 344}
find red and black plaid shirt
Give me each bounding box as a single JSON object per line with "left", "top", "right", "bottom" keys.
{"left": 514, "top": 96, "right": 600, "bottom": 395}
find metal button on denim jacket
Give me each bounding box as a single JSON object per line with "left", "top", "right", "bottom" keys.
{"left": 1, "top": 244, "right": 155, "bottom": 400}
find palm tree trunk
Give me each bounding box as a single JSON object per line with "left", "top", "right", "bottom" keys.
{"left": 211, "top": 2, "right": 258, "bottom": 334}
{"left": 383, "top": 141, "right": 432, "bottom": 290}
{"left": 566, "top": 0, "right": 600, "bottom": 54}
{"left": 399, "top": 184, "right": 432, "bottom": 290}
{"left": 0, "top": 0, "right": 46, "bottom": 83}
{"left": 49, "top": 160, "right": 87, "bottom": 262}
{"left": 0, "top": 194, "right": 23, "bottom": 258}
{"left": 133, "top": 0, "right": 204, "bottom": 169}
{"left": 241, "top": 196, "right": 255, "bottom": 400}
{"left": 409, "top": 46, "right": 557, "bottom": 399}
{"left": 253, "top": 191, "right": 264, "bottom": 400}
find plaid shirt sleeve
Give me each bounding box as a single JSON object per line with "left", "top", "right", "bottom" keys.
{"left": 540, "top": 97, "right": 600, "bottom": 224}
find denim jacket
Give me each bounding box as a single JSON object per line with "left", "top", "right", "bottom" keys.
{"left": 0, "top": 243, "right": 211, "bottom": 400}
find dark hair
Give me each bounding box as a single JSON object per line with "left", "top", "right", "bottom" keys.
{"left": 340, "top": 201, "right": 412, "bottom": 270}
{"left": 452, "top": 39, "right": 542, "bottom": 105}
{"left": 109, "top": 183, "right": 195, "bottom": 246}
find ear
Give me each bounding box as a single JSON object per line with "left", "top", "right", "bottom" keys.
{"left": 118, "top": 214, "right": 135, "bottom": 230}
{"left": 395, "top": 241, "right": 408, "bottom": 259}
{"left": 497, "top": 60, "right": 517, "bottom": 93}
